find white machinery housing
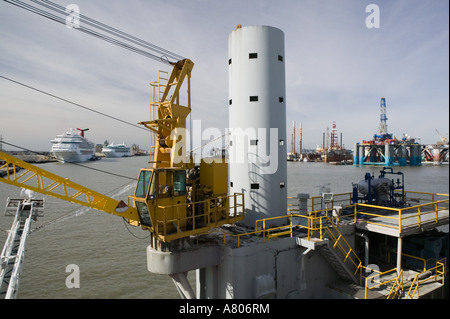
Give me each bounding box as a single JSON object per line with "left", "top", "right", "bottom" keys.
{"left": 228, "top": 25, "right": 287, "bottom": 228}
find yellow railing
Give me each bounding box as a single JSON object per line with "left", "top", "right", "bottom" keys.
{"left": 404, "top": 191, "right": 449, "bottom": 204}
{"left": 220, "top": 191, "right": 448, "bottom": 298}
{"left": 405, "top": 258, "right": 446, "bottom": 299}
{"left": 354, "top": 193, "right": 449, "bottom": 235}
{"left": 359, "top": 256, "right": 447, "bottom": 299}
{"left": 151, "top": 193, "right": 244, "bottom": 241}
{"left": 223, "top": 211, "right": 363, "bottom": 278}
{"left": 361, "top": 267, "right": 402, "bottom": 299}
{"left": 388, "top": 269, "right": 404, "bottom": 299}
{"left": 386, "top": 248, "right": 428, "bottom": 272}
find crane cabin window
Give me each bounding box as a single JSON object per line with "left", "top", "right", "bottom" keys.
{"left": 173, "top": 170, "right": 186, "bottom": 196}
{"left": 157, "top": 170, "right": 186, "bottom": 198}
{"left": 158, "top": 171, "right": 171, "bottom": 198}
{"left": 135, "top": 202, "right": 151, "bottom": 227}
{"left": 135, "top": 170, "right": 152, "bottom": 198}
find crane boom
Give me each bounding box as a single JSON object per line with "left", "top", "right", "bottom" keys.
{"left": 139, "top": 59, "right": 194, "bottom": 168}
{"left": 1, "top": 2, "right": 245, "bottom": 243}
{"left": 0, "top": 57, "right": 245, "bottom": 243}
{"left": 0, "top": 151, "right": 140, "bottom": 223}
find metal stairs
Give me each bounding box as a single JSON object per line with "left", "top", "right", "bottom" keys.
{"left": 296, "top": 216, "right": 364, "bottom": 291}
{"left": 319, "top": 240, "right": 359, "bottom": 284}
{"left": 1, "top": 197, "right": 44, "bottom": 299}
{"left": 297, "top": 235, "right": 359, "bottom": 284}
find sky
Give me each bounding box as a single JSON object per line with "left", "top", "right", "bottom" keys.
{"left": 0, "top": 0, "right": 448, "bottom": 153}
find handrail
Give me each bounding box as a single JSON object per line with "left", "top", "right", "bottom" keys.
{"left": 153, "top": 193, "right": 244, "bottom": 241}
{"left": 405, "top": 258, "right": 447, "bottom": 299}
{"left": 354, "top": 196, "right": 449, "bottom": 234}
{"left": 386, "top": 247, "right": 428, "bottom": 272}
{"left": 387, "top": 269, "right": 403, "bottom": 299}
{"left": 220, "top": 191, "right": 448, "bottom": 299}
{"left": 318, "top": 216, "right": 362, "bottom": 269}
{"left": 363, "top": 267, "right": 401, "bottom": 299}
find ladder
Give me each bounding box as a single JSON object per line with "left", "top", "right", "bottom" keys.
{"left": 297, "top": 216, "right": 362, "bottom": 284}
{"left": 0, "top": 197, "right": 44, "bottom": 299}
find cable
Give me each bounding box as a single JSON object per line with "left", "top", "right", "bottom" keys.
{"left": 0, "top": 75, "right": 148, "bottom": 132}
{"left": 3, "top": 0, "right": 185, "bottom": 64}
{"left": 39, "top": 0, "right": 185, "bottom": 61}
{"left": 122, "top": 217, "right": 150, "bottom": 240}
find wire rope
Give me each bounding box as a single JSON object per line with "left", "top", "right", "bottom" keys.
{"left": 0, "top": 75, "right": 148, "bottom": 132}
{"left": 3, "top": 0, "right": 185, "bottom": 64}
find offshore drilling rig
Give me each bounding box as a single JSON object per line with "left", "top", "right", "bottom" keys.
{"left": 353, "top": 98, "right": 422, "bottom": 166}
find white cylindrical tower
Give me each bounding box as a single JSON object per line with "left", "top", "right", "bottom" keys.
{"left": 228, "top": 25, "right": 287, "bottom": 228}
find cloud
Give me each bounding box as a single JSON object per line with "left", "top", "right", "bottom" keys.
{"left": 0, "top": 0, "right": 448, "bottom": 152}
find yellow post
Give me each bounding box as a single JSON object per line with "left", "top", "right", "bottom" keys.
{"left": 417, "top": 206, "right": 421, "bottom": 227}
{"left": 435, "top": 203, "right": 439, "bottom": 223}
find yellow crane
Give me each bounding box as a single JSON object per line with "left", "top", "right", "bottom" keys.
{"left": 435, "top": 129, "right": 448, "bottom": 143}
{"left": 1, "top": 58, "right": 244, "bottom": 243}
{"left": 128, "top": 58, "right": 244, "bottom": 242}
{"left": 1, "top": 1, "right": 244, "bottom": 244}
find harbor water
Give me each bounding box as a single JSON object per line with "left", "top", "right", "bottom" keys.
{"left": 0, "top": 157, "right": 448, "bottom": 298}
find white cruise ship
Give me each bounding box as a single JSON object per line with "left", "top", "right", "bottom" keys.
{"left": 51, "top": 128, "right": 95, "bottom": 163}
{"left": 102, "top": 142, "right": 131, "bottom": 158}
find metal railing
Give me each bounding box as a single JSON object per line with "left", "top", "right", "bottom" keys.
{"left": 224, "top": 211, "right": 363, "bottom": 277}
{"left": 354, "top": 192, "right": 449, "bottom": 235}
{"left": 360, "top": 267, "right": 402, "bottom": 299}
{"left": 153, "top": 193, "right": 244, "bottom": 241}
{"left": 388, "top": 269, "right": 404, "bottom": 299}
{"left": 405, "top": 258, "right": 446, "bottom": 299}
{"left": 221, "top": 191, "right": 448, "bottom": 298}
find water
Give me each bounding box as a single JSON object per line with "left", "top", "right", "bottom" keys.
{"left": 0, "top": 158, "right": 448, "bottom": 298}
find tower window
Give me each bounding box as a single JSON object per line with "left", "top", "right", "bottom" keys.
{"left": 229, "top": 99, "right": 232, "bottom": 105}
{"left": 251, "top": 183, "right": 260, "bottom": 190}
{"left": 250, "top": 96, "right": 258, "bottom": 102}
{"left": 278, "top": 55, "right": 283, "bottom": 62}
{"left": 229, "top": 58, "right": 232, "bottom": 65}
{"left": 279, "top": 97, "right": 284, "bottom": 103}
{"left": 249, "top": 53, "right": 258, "bottom": 59}
{"left": 250, "top": 139, "right": 258, "bottom": 146}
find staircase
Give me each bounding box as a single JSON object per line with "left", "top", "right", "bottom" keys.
{"left": 296, "top": 215, "right": 447, "bottom": 299}
{"left": 319, "top": 240, "right": 359, "bottom": 284}
{"left": 1, "top": 198, "right": 44, "bottom": 299}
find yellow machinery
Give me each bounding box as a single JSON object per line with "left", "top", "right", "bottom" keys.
{"left": 0, "top": 59, "right": 244, "bottom": 244}
{"left": 130, "top": 58, "right": 244, "bottom": 242}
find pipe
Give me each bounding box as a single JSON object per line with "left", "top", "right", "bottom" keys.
{"left": 397, "top": 237, "right": 402, "bottom": 275}
{"left": 356, "top": 232, "right": 369, "bottom": 268}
